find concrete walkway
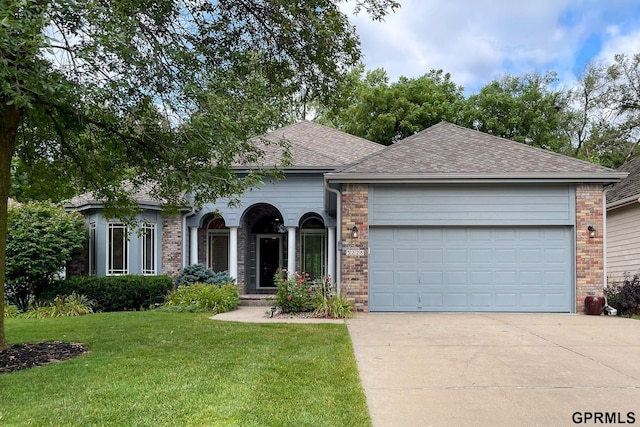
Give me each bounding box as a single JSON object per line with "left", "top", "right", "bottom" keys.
{"left": 212, "top": 308, "right": 640, "bottom": 426}
{"left": 347, "top": 313, "right": 640, "bottom": 427}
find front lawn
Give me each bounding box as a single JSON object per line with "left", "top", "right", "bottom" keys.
{"left": 0, "top": 311, "right": 370, "bottom": 426}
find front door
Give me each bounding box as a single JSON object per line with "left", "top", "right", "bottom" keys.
{"left": 257, "top": 234, "right": 282, "bottom": 288}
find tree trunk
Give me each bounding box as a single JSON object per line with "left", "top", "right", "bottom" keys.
{"left": 0, "top": 107, "right": 20, "bottom": 351}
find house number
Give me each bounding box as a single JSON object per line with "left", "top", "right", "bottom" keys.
{"left": 345, "top": 249, "right": 365, "bottom": 256}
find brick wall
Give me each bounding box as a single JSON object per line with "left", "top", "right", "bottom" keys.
{"left": 341, "top": 183, "right": 369, "bottom": 312}
{"left": 575, "top": 183, "right": 605, "bottom": 313}
{"left": 161, "top": 214, "right": 182, "bottom": 278}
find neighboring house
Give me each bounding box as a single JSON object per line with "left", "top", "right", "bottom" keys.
{"left": 66, "top": 121, "right": 626, "bottom": 313}
{"left": 606, "top": 156, "right": 640, "bottom": 284}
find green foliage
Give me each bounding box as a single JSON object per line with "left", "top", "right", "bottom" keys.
{"left": 0, "top": 0, "right": 398, "bottom": 347}
{"left": 460, "top": 72, "right": 571, "bottom": 153}
{"left": 3, "top": 301, "right": 19, "bottom": 318}
{"left": 174, "top": 264, "right": 235, "bottom": 287}
{"left": 275, "top": 271, "right": 354, "bottom": 318}
{"left": 321, "top": 68, "right": 466, "bottom": 145}
{"left": 275, "top": 271, "right": 319, "bottom": 313}
{"left": 37, "top": 275, "right": 173, "bottom": 312}
{"left": 5, "top": 201, "right": 85, "bottom": 311}
{"left": 162, "top": 283, "right": 239, "bottom": 314}
{"left": 606, "top": 274, "right": 640, "bottom": 316}
{"left": 21, "top": 293, "right": 94, "bottom": 318}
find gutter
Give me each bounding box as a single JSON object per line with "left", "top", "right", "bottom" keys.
{"left": 325, "top": 172, "right": 628, "bottom": 184}
{"left": 325, "top": 181, "right": 342, "bottom": 295}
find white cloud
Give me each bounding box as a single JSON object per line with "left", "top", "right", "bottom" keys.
{"left": 344, "top": 0, "right": 640, "bottom": 93}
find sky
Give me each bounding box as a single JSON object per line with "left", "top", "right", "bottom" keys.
{"left": 343, "top": 0, "right": 640, "bottom": 94}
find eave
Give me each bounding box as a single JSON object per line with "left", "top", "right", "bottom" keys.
{"left": 325, "top": 172, "right": 628, "bottom": 185}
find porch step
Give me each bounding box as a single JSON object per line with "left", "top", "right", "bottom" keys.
{"left": 240, "top": 294, "right": 276, "bottom": 307}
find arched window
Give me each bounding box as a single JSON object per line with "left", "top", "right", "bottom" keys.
{"left": 300, "top": 216, "right": 326, "bottom": 281}
{"left": 207, "top": 218, "right": 229, "bottom": 272}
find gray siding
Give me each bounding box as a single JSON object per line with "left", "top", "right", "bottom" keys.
{"left": 369, "top": 184, "right": 575, "bottom": 226}
{"left": 607, "top": 203, "right": 640, "bottom": 283}
{"left": 190, "top": 173, "right": 334, "bottom": 228}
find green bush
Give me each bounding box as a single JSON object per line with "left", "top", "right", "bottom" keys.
{"left": 162, "top": 283, "right": 239, "bottom": 314}
{"left": 38, "top": 275, "right": 173, "bottom": 312}
{"left": 274, "top": 271, "right": 319, "bottom": 313}
{"left": 175, "top": 264, "right": 235, "bottom": 286}
{"left": 6, "top": 201, "right": 85, "bottom": 310}
{"left": 3, "top": 300, "right": 19, "bottom": 318}
{"left": 21, "top": 293, "right": 94, "bottom": 318}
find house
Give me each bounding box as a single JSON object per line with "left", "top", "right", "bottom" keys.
{"left": 606, "top": 156, "right": 640, "bottom": 284}
{"left": 66, "top": 121, "right": 626, "bottom": 313}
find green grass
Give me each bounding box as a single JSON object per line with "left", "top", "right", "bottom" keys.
{"left": 0, "top": 311, "right": 371, "bottom": 426}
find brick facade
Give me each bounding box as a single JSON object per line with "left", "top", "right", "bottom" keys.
{"left": 575, "top": 183, "right": 605, "bottom": 313}
{"left": 161, "top": 214, "right": 182, "bottom": 278}
{"left": 341, "top": 183, "right": 370, "bottom": 312}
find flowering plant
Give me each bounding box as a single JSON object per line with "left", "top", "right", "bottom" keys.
{"left": 273, "top": 270, "right": 353, "bottom": 318}
{"left": 274, "top": 270, "right": 319, "bottom": 313}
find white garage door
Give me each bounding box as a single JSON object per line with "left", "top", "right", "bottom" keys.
{"left": 369, "top": 227, "right": 573, "bottom": 312}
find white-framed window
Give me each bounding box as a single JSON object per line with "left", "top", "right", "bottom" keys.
{"left": 108, "top": 223, "right": 129, "bottom": 275}
{"left": 141, "top": 223, "right": 157, "bottom": 275}
{"left": 88, "top": 222, "right": 97, "bottom": 276}
{"left": 300, "top": 217, "right": 326, "bottom": 281}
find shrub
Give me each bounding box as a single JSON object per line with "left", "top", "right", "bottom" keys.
{"left": 6, "top": 201, "right": 85, "bottom": 310}
{"left": 274, "top": 271, "right": 354, "bottom": 318}
{"left": 274, "top": 271, "right": 318, "bottom": 313}
{"left": 3, "top": 301, "right": 19, "bottom": 318}
{"left": 37, "top": 275, "right": 173, "bottom": 312}
{"left": 162, "top": 283, "right": 239, "bottom": 314}
{"left": 606, "top": 273, "right": 640, "bottom": 316}
{"left": 175, "top": 264, "right": 235, "bottom": 287}
{"left": 21, "top": 293, "right": 94, "bottom": 318}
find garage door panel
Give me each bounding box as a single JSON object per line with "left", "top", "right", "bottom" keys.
{"left": 371, "top": 248, "right": 394, "bottom": 264}
{"left": 445, "top": 293, "right": 468, "bottom": 308}
{"left": 396, "top": 293, "right": 419, "bottom": 309}
{"left": 397, "top": 248, "right": 419, "bottom": 263}
{"left": 369, "top": 226, "right": 572, "bottom": 312}
{"left": 469, "top": 293, "right": 492, "bottom": 308}
{"left": 397, "top": 271, "right": 419, "bottom": 285}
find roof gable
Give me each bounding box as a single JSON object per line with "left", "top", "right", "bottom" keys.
{"left": 607, "top": 155, "right": 640, "bottom": 206}
{"left": 245, "top": 121, "right": 385, "bottom": 169}
{"left": 332, "top": 122, "right": 623, "bottom": 181}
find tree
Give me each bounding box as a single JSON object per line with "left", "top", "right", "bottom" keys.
{"left": 0, "top": 0, "right": 399, "bottom": 349}
{"left": 320, "top": 68, "right": 465, "bottom": 145}
{"left": 461, "top": 72, "right": 571, "bottom": 153}
{"left": 6, "top": 201, "right": 85, "bottom": 311}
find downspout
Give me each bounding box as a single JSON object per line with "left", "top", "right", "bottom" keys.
{"left": 326, "top": 182, "right": 342, "bottom": 295}
{"left": 602, "top": 186, "right": 613, "bottom": 293}
{"left": 182, "top": 205, "right": 197, "bottom": 268}
{"left": 602, "top": 185, "right": 618, "bottom": 314}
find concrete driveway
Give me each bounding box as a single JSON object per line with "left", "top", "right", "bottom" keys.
{"left": 347, "top": 313, "right": 640, "bottom": 427}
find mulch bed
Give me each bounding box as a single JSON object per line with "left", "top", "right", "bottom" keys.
{"left": 0, "top": 342, "right": 89, "bottom": 374}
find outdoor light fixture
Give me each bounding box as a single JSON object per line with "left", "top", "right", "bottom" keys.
{"left": 588, "top": 225, "right": 596, "bottom": 238}
{"left": 351, "top": 225, "right": 358, "bottom": 238}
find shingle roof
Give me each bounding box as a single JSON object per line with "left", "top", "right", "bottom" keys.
{"left": 64, "top": 183, "right": 163, "bottom": 209}
{"left": 244, "top": 121, "right": 385, "bottom": 169}
{"left": 330, "top": 122, "right": 624, "bottom": 180}
{"left": 607, "top": 156, "right": 640, "bottom": 206}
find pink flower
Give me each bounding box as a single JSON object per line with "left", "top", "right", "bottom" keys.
{"left": 287, "top": 295, "right": 292, "bottom": 301}
{"left": 308, "top": 287, "right": 313, "bottom": 293}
